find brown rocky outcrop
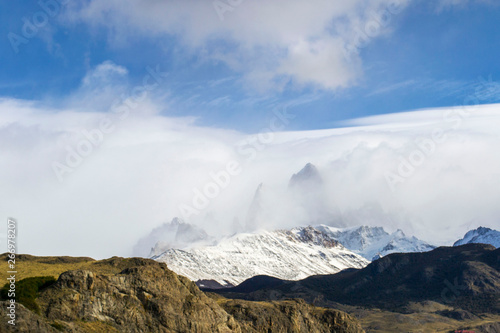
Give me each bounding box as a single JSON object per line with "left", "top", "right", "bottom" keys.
{"left": 0, "top": 256, "right": 365, "bottom": 332}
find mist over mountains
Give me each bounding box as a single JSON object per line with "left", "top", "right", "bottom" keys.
{"left": 133, "top": 161, "right": 499, "bottom": 287}
{"left": 133, "top": 217, "right": 213, "bottom": 257}
{"left": 133, "top": 161, "right": 405, "bottom": 257}
{"left": 132, "top": 159, "right": 499, "bottom": 287}
{"left": 4, "top": 102, "right": 500, "bottom": 258}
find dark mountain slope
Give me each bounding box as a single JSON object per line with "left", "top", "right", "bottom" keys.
{"left": 203, "top": 275, "right": 286, "bottom": 294}
{"left": 214, "top": 244, "right": 500, "bottom": 314}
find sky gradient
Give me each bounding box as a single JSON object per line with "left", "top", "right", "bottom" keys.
{"left": 1, "top": 1, "right": 500, "bottom": 131}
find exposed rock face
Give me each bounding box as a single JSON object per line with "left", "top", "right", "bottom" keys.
{"left": 38, "top": 259, "right": 239, "bottom": 332}
{"left": 0, "top": 301, "right": 59, "bottom": 333}
{"left": 1, "top": 256, "right": 365, "bottom": 332}
{"left": 283, "top": 226, "right": 340, "bottom": 248}
{"left": 217, "top": 297, "right": 365, "bottom": 333}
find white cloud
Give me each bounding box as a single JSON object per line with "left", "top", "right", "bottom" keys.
{"left": 81, "top": 60, "right": 128, "bottom": 87}
{"left": 62, "top": 0, "right": 411, "bottom": 91}
{"left": 64, "top": 60, "right": 130, "bottom": 112}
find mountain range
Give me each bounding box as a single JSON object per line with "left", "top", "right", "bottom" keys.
{"left": 151, "top": 224, "right": 437, "bottom": 287}
{"left": 152, "top": 226, "right": 369, "bottom": 287}
{"left": 149, "top": 222, "right": 500, "bottom": 289}
{"left": 137, "top": 163, "right": 499, "bottom": 291}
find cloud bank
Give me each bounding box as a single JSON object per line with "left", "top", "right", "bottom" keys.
{"left": 1, "top": 78, "right": 500, "bottom": 258}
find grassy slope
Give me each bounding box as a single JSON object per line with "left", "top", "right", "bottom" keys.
{"left": 336, "top": 304, "right": 500, "bottom": 333}
{"left": 0, "top": 253, "right": 155, "bottom": 282}
{"left": 0, "top": 253, "right": 95, "bottom": 282}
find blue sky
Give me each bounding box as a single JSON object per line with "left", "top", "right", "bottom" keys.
{"left": 1, "top": 1, "right": 500, "bottom": 131}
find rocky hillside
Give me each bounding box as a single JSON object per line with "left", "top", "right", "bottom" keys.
{"left": 0, "top": 256, "right": 364, "bottom": 333}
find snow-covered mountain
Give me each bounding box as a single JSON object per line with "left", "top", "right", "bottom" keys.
{"left": 453, "top": 226, "right": 500, "bottom": 248}
{"left": 153, "top": 226, "right": 369, "bottom": 286}
{"left": 316, "top": 225, "right": 436, "bottom": 260}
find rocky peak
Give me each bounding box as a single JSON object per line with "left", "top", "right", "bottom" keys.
{"left": 289, "top": 163, "right": 322, "bottom": 187}
{"left": 287, "top": 226, "right": 341, "bottom": 248}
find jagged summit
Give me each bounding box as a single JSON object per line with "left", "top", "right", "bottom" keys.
{"left": 393, "top": 229, "right": 405, "bottom": 237}
{"left": 454, "top": 226, "right": 500, "bottom": 248}
{"left": 289, "top": 163, "right": 322, "bottom": 187}
{"left": 171, "top": 217, "right": 182, "bottom": 225}
{"left": 245, "top": 183, "right": 265, "bottom": 231}
{"left": 285, "top": 226, "right": 341, "bottom": 248}
{"left": 287, "top": 163, "right": 336, "bottom": 224}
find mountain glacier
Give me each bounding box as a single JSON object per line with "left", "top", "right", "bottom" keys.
{"left": 453, "top": 226, "right": 500, "bottom": 248}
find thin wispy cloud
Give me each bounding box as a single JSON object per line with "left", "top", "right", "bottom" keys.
{"left": 366, "top": 79, "right": 417, "bottom": 97}
{"left": 367, "top": 78, "right": 481, "bottom": 101}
